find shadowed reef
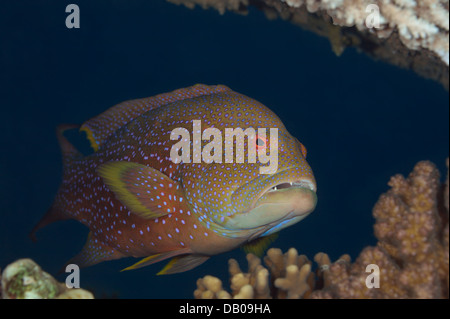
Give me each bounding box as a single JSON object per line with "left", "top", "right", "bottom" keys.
{"left": 167, "top": 0, "right": 449, "bottom": 89}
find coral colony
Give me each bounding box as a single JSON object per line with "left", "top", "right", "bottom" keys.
{"left": 167, "top": 0, "right": 449, "bottom": 88}
{"left": 169, "top": 119, "right": 279, "bottom": 174}
{"left": 195, "top": 160, "right": 449, "bottom": 298}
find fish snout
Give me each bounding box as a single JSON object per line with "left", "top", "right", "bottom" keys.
{"left": 285, "top": 186, "right": 317, "bottom": 217}
{"left": 246, "top": 185, "right": 317, "bottom": 237}
{"left": 223, "top": 180, "right": 317, "bottom": 232}
{"left": 255, "top": 182, "right": 317, "bottom": 217}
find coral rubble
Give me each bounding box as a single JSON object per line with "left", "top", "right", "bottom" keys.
{"left": 194, "top": 159, "right": 449, "bottom": 298}
{"left": 167, "top": 0, "right": 449, "bottom": 89}
{"left": 1, "top": 259, "right": 94, "bottom": 299}
{"left": 167, "top": 0, "right": 249, "bottom": 14}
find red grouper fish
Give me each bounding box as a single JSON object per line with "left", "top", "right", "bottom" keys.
{"left": 31, "top": 84, "right": 317, "bottom": 275}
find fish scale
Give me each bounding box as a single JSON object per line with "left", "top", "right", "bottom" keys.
{"left": 31, "top": 84, "right": 317, "bottom": 274}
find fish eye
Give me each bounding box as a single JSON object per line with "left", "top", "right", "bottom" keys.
{"left": 256, "top": 136, "right": 267, "bottom": 149}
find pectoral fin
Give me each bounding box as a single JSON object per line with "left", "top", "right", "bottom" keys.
{"left": 97, "top": 161, "right": 185, "bottom": 219}
{"left": 242, "top": 232, "right": 278, "bottom": 257}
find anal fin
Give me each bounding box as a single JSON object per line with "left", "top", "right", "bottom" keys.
{"left": 65, "top": 232, "right": 125, "bottom": 269}
{"left": 121, "top": 248, "right": 191, "bottom": 272}
{"left": 157, "top": 254, "right": 210, "bottom": 275}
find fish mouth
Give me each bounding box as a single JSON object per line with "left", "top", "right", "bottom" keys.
{"left": 224, "top": 169, "right": 317, "bottom": 234}
{"left": 251, "top": 178, "right": 316, "bottom": 210}
{"left": 225, "top": 182, "right": 317, "bottom": 234}
{"left": 247, "top": 213, "right": 305, "bottom": 241}
{"left": 265, "top": 180, "right": 316, "bottom": 193}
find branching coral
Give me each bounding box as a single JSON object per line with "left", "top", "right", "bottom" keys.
{"left": 266, "top": 248, "right": 314, "bottom": 298}
{"left": 167, "top": 0, "right": 449, "bottom": 88}
{"left": 280, "top": 0, "right": 449, "bottom": 65}
{"left": 194, "top": 159, "right": 449, "bottom": 298}
{"left": 167, "top": 0, "right": 249, "bottom": 14}
{"left": 194, "top": 247, "right": 315, "bottom": 298}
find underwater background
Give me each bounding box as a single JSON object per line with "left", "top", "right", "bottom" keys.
{"left": 0, "top": 0, "right": 448, "bottom": 298}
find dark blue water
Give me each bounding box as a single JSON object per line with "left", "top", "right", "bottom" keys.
{"left": 0, "top": 0, "right": 448, "bottom": 298}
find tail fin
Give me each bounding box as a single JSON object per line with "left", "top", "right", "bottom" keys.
{"left": 30, "top": 124, "right": 83, "bottom": 241}
{"left": 30, "top": 204, "right": 69, "bottom": 242}
{"left": 56, "top": 124, "right": 84, "bottom": 175}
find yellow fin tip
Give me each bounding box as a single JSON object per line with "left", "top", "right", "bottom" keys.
{"left": 80, "top": 125, "right": 99, "bottom": 152}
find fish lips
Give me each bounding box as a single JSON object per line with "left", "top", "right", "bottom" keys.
{"left": 225, "top": 186, "right": 317, "bottom": 231}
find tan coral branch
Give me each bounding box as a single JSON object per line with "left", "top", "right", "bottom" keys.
{"left": 195, "top": 159, "right": 449, "bottom": 299}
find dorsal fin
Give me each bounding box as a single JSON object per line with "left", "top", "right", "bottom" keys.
{"left": 80, "top": 84, "right": 230, "bottom": 151}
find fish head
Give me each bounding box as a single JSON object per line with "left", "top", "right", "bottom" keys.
{"left": 224, "top": 129, "right": 317, "bottom": 240}
{"left": 178, "top": 89, "right": 317, "bottom": 239}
